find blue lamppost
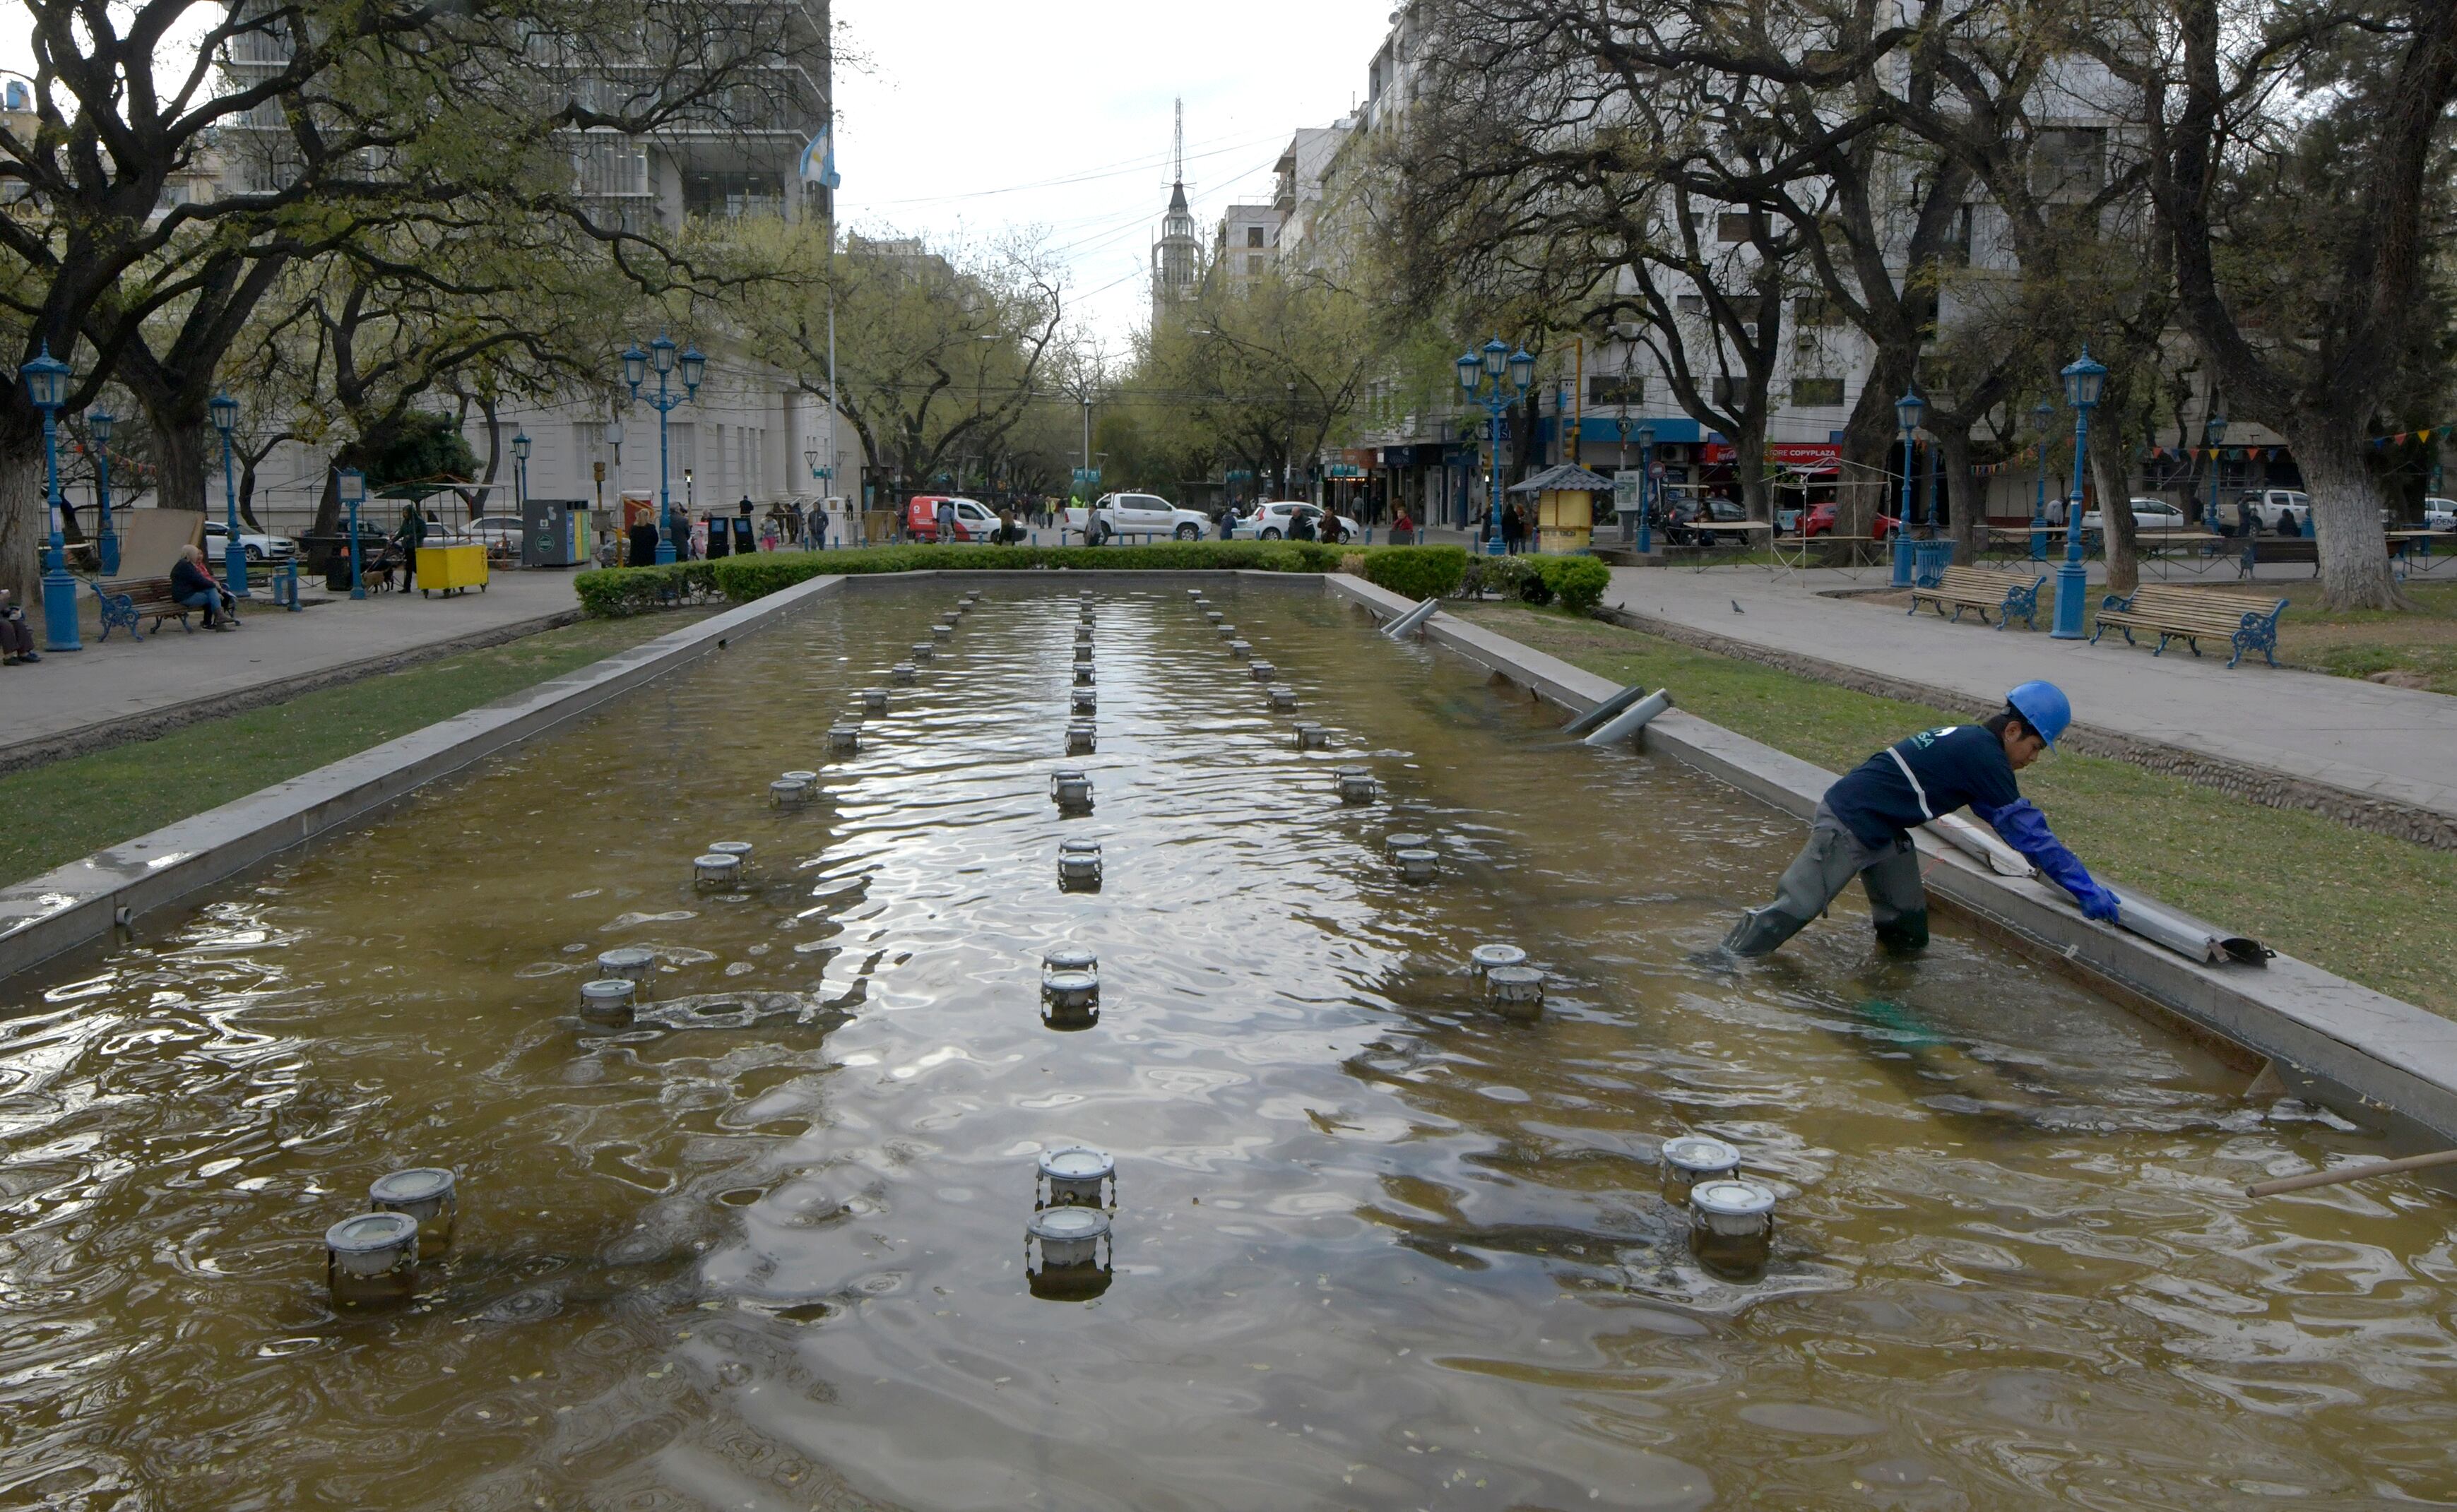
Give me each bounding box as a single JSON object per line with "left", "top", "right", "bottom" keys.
{"left": 209, "top": 391, "right": 247, "bottom": 596}
{"left": 2050, "top": 347, "right": 2108, "bottom": 639}
{"left": 2202, "top": 410, "right": 2227, "bottom": 531}
{"left": 1889, "top": 387, "right": 1924, "bottom": 587}
{"left": 23, "top": 342, "right": 80, "bottom": 651}
{"left": 1455, "top": 336, "right": 1535, "bottom": 556}
{"left": 338, "top": 467, "right": 367, "bottom": 600}
{"left": 1636, "top": 423, "right": 1657, "bottom": 555}
{"left": 90, "top": 408, "right": 119, "bottom": 576}
{"left": 2029, "top": 399, "right": 2053, "bottom": 561}
{"left": 622, "top": 333, "right": 705, "bottom": 565}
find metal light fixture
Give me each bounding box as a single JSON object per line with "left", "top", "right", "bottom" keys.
{"left": 1890, "top": 388, "right": 1924, "bottom": 588}
{"left": 1481, "top": 336, "right": 1508, "bottom": 380}
{"left": 23, "top": 341, "right": 79, "bottom": 650}
{"left": 677, "top": 344, "right": 706, "bottom": 393}
{"left": 649, "top": 331, "right": 676, "bottom": 376}
{"left": 338, "top": 466, "right": 368, "bottom": 600}
{"left": 621, "top": 343, "right": 648, "bottom": 390}
{"left": 2052, "top": 347, "right": 2109, "bottom": 638}
{"left": 89, "top": 407, "right": 117, "bottom": 575}
{"left": 207, "top": 389, "right": 247, "bottom": 597}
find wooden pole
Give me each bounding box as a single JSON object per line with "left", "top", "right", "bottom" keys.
{"left": 2245, "top": 1148, "right": 2457, "bottom": 1198}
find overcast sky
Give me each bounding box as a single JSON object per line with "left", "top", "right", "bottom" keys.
{"left": 832, "top": 0, "right": 1391, "bottom": 347}
{"left": 0, "top": 0, "right": 1392, "bottom": 347}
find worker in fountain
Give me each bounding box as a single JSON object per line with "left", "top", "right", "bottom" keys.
{"left": 1722, "top": 681, "right": 2123, "bottom": 956}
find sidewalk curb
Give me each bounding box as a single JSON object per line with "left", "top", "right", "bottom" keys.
{"left": 1330, "top": 573, "right": 2457, "bottom": 1145}
{"left": 0, "top": 606, "right": 584, "bottom": 777}
{"left": 1594, "top": 601, "right": 2457, "bottom": 851}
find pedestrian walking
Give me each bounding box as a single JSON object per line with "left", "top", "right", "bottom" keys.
{"left": 396, "top": 502, "right": 427, "bottom": 589}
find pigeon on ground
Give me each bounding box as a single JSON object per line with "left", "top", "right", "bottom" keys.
{"left": 1731, "top": 599, "right": 1745, "bottom": 614}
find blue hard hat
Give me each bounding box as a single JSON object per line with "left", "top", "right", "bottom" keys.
{"left": 2006, "top": 681, "right": 2071, "bottom": 746}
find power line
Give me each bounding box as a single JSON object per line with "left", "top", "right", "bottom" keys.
{"left": 860, "top": 129, "right": 1289, "bottom": 208}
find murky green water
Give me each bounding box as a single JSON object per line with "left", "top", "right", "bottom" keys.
{"left": 4, "top": 582, "right": 2453, "bottom": 1510}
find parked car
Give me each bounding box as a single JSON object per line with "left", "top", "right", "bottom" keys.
{"left": 1231, "top": 500, "right": 1366, "bottom": 542}
{"left": 1062, "top": 492, "right": 1213, "bottom": 542}
{"left": 2234, "top": 489, "right": 2311, "bottom": 535}
{"left": 2080, "top": 498, "right": 2189, "bottom": 532}
{"left": 202, "top": 520, "right": 297, "bottom": 564}
{"left": 1794, "top": 503, "right": 1904, "bottom": 540}
{"left": 2424, "top": 496, "right": 2456, "bottom": 530}
{"left": 466, "top": 515, "right": 526, "bottom": 552}
{"left": 903, "top": 494, "right": 1002, "bottom": 542}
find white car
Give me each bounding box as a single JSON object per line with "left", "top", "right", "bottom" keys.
{"left": 1231, "top": 501, "right": 1366, "bottom": 543}
{"left": 2080, "top": 498, "right": 2189, "bottom": 532}
{"left": 467, "top": 516, "right": 525, "bottom": 550}
{"left": 2235, "top": 489, "right": 2311, "bottom": 534}
{"left": 202, "top": 520, "right": 296, "bottom": 563}
{"left": 1063, "top": 492, "right": 1213, "bottom": 542}
{"left": 2424, "top": 496, "right": 2456, "bottom": 530}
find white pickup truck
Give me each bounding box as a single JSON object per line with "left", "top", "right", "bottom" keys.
{"left": 1062, "top": 492, "right": 1214, "bottom": 544}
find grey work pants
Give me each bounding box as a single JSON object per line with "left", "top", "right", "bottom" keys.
{"left": 1724, "top": 802, "right": 1929, "bottom": 956}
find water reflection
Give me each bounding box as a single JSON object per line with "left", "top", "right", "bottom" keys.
{"left": 0, "top": 583, "right": 2452, "bottom": 1508}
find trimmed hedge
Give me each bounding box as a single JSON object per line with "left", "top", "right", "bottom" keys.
{"left": 1354, "top": 544, "right": 1469, "bottom": 600}
{"left": 1537, "top": 554, "right": 1611, "bottom": 614}
{"left": 1451, "top": 552, "right": 1611, "bottom": 614}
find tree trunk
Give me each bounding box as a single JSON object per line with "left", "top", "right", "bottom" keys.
{"left": 1939, "top": 429, "right": 1981, "bottom": 564}
{"left": 237, "top": 455, "right": 268, "bottom": 533}
{"left": 2290, "top": 419, "right": 2406, "bottom": 609}
{"left": 2091, "top": 425, "right": 2139, "bottom": 597}
{"left": 158, "top": 422, "right": 212, "bottom": 519}
{"left": 1734, "top": 422, "right": 1771, "bottom": 525}
{"left": 0, "top": 439, "right": 45, "bottom": 606}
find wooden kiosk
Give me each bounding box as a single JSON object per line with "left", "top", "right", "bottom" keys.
{"left": 1508, "top": 463, "right": 1618, "bottom": 554}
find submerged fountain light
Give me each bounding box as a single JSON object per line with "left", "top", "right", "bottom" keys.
{"left": 1025, "top": 1206, "right": 1113, "bottom": 1299}
{"left": 1335, "top": 764, "right": 1376, "bottom": 803}
{"left": 596, "top": 946, "right": 656, "bottom": 987}
{"left": 1385, "top": 831, "right": 1430, "bottom": 856}
{"left": 892, "top": 662, "right": 918, "bottom": 685}
{"left": 1248, "top": 660, "right": 1277, "bottom": 683}
{"left": 1267, "top": 684, "right": 1297, "bottom": 710}
{"left": 1067, "top": 720, "right": 1097, "bottom": 754}
{"left": 1052, "top": 767, "right": 1094, "bottom": 810}
{"left": 1485, "top": 965, "right": 1545, "bottom": 1016}
{"left": 1074, "top": 665, "right": 1096, "bottom": 687}
{"left": 828, "top": 722, "right": 862, "bottom": 754}
{"left": 1660, "top": 1136, "right": 1742, "bottom": 1205}
{"left": 325, "top": 1210, "right": 419, "bottom": 1306}
{"left": 709, "top": 839, "right": 753, "bottom": 862}
{"left": 911, "top": 641, "right": 935, "bottom": 663}
{"left": 1293, "top": 722, "right": 1330, "bottom": 750}
{"left": 1395, "top": 847, "right": 1438, "bottom": 883}
{"left": 1469, "top": 943, "right": 1527, "bottom": 977}
{"left": 369, "top": 1167, "right": 458, "bottom": 1250}
{"left": 694, "top": 852, "right": 743, "bottom": 888}
{"left": 1037, "top": 1145, "right": 1117, "bottom": 1210}
{"left": 770, "top": 778, "right": 812, "bottom": 809}
{"left": 1074, "top": 645, "right": 1094, "bottom": 666}
{"left": 778, "top": 774, "right": 817, "bottom": 802}
{"left": 932, "top": 622, "right": 952, "bottom": 638}
{"left": 862, "top": 687, "right": 889, "bottom": 713}
{"left": 1074, "top": 624, "right": 1094, "bottom": 644}
{"left": 1071, "top": 688, "right": 1097, "bottom": 716}
{"left": 1688, "top": 1179, "right": 1777, "bottom": 1280}
{"left": 1214, "top": 620, "right": 1234, "bottom": 636}
{"left": 1228, "top": 638, "right": 1252, "bottom": 658}
{"left": 579, "top": 977, "right": 637, "bottom": 1023}
{"left": 1057, "top": 839, "right": 1103, "bottom": 890}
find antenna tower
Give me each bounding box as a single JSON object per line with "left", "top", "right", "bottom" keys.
{"left": 1173, "top": 98, "right": 1184, "bottom": 185}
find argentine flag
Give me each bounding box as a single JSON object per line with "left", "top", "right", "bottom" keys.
{"left": 798, "top": 124, "right": 841, "bottom": 191}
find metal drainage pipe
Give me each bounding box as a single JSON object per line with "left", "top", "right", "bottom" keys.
{"left": 1580, "top": 689, "right": 1673, "bottom": 748}
{"left": 1381, "top": 597, "right": 1441, "bottom": 639}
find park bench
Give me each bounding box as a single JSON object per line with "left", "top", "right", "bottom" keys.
{"left": 2239, "top": 537, "right": 2318, "bottom": 577}
{"left": 1907, "top": 564, "right": 2047, "bottom": 630}
{"left": 87, "top": 575, "right": 230, "bottom": 641}
{"left": 2092, "top": 583, "right": 2288, "bottom": 668}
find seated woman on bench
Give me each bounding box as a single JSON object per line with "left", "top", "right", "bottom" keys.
{"left": 171, "top": 544, "right": 235, "bottom": 630}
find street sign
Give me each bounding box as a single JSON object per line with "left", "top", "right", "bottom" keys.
{"left": 1072, "top": 467, "right": 1101, "bottom": 487}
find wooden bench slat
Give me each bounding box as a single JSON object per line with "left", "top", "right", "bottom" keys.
{"left": 2092, "top": 583, "right": 2286, "bottom": 667}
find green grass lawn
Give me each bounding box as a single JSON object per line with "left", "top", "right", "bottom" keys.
{"left": 1451, "top": 600, "right": 2457, "bottom": 1018}
{"left": 0, "top": 612, "right": 704, "bottom": 890}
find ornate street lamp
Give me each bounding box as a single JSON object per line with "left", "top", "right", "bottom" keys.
{"left": 1457, "top": 335, "right": 1536, "bottom": 556}
{"left": 208, "top": 390, "right": 247, "bottom": 596}
{"left": 1890, "top": 387, "right": 1924, "bottom": 587}
{"left": 2030, "top": 399, "right": 2054, "bottom": 561}
{"left": 90, "top": 409, "right": 118, "bottom": 576}
{"left": 23, "top": 342, "right": 79, "bottom": 650}
{"left": 511, "top": 428, "right": 531, "bottom": 520}
{"left": 338, "top": 466, "right": 368, "bottom": 600}
{"left": 622, "top": 332, "right": 703, "bottom": 564}
{"left": 2050, "top": 347, "right": 2109, "bottom": 638}
{"left": 2203, "top": 410, "right": 2227, "bottom": 532}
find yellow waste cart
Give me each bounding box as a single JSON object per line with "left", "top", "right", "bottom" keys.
{"left": 416, "top": 540, "right": 489, "bottom": 597}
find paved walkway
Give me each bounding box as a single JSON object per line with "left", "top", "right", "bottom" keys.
{"left": 1602, "top": 565, "right": 2457, "bottom": 823}
{"left": 1, "top": 570, "right": 583, "bottom": 768}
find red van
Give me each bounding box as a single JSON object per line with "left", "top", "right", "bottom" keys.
{"left": 904, "top": 495, "right": 999, "bottom": 542}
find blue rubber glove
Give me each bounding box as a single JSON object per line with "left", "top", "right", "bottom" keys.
{"left": 1976, "top": 799, "right": 2123, "bottom": 922}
